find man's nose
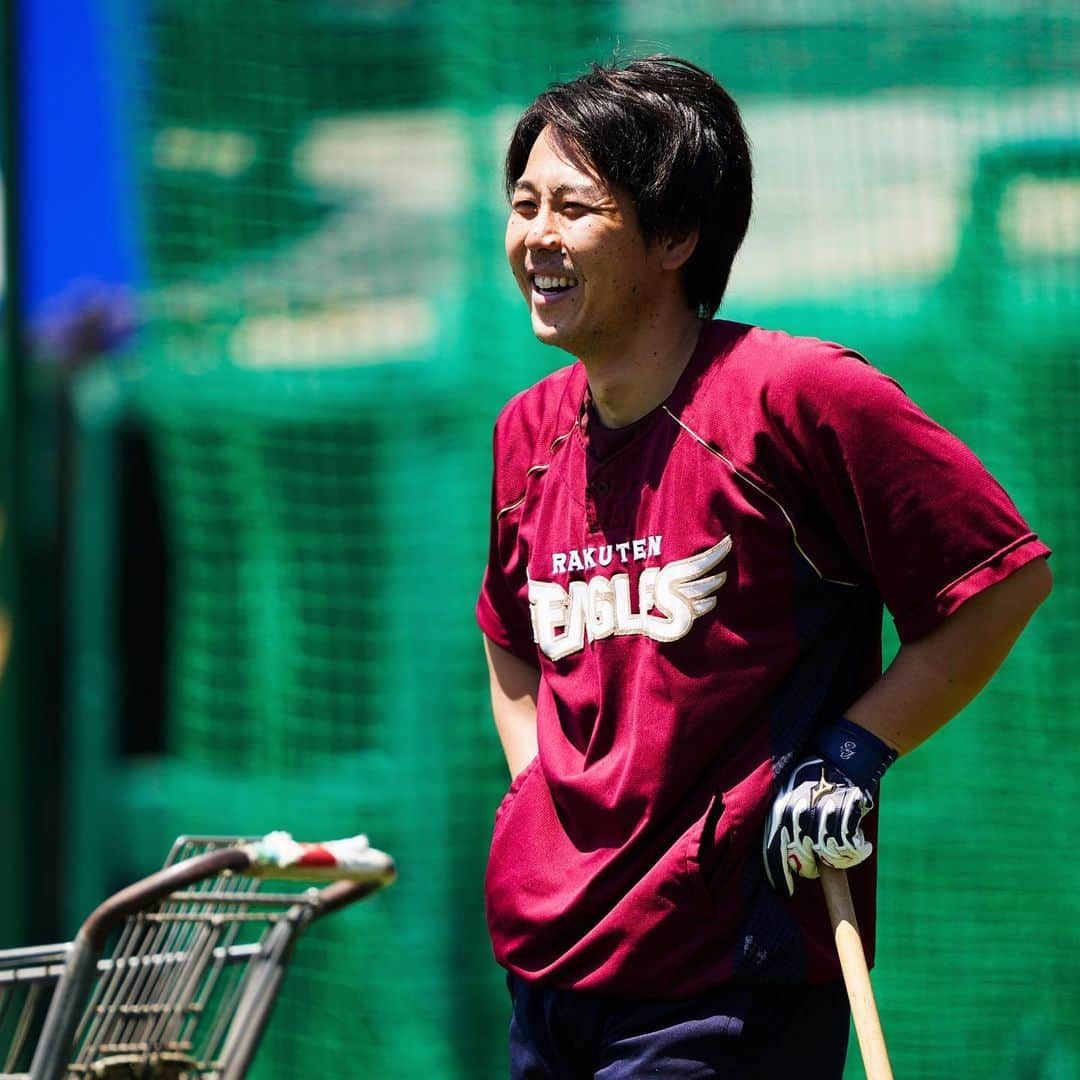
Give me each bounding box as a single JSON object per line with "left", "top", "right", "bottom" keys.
{"left": 525, "top": 207, "right": 561, "bottom": 251}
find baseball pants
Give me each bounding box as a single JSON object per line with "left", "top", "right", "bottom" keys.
{"left": 507, "top": 973, "right": 850, "bottom": 1079}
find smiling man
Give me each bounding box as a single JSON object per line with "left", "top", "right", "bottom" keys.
{"left": 477, "top": 57, "right": 1051, "bottom": 1079}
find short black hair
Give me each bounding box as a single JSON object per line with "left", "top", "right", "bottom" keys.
{"left": 505, "top": 56, "right": 753, "bottom": 319}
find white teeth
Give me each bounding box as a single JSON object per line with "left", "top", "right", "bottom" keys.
{"left": 534, "top": 275, "right": 579, "bottom": 291}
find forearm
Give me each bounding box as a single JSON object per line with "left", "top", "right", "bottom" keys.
{"left": 844, "top": 557, "right": 1052, "bottom": 755}
{"left": 500, "top": 717, "right": 539, "bottom": 779}
{"left": 483, "top": 635, "right": 540, "bottom": 778}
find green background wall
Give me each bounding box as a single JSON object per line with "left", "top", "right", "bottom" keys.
{"left": 17, "top": 2, "right": 1079, "bottom": 1077}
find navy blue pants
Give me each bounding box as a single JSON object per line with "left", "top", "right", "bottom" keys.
{"left": 507, "top": 974, "right": 850, "bottom": 1079}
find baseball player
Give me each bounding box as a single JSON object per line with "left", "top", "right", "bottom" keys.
{"left": 476, "top": 56, "right": 1051, "bottom": 1078}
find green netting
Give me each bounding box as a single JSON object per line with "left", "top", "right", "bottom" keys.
{"left": 70, "top": 1, "right": 1080, "bottom": 1077}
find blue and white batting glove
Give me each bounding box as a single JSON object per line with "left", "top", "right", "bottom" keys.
{"left": 763, "top": 718, "right": 898, "bottom": 897}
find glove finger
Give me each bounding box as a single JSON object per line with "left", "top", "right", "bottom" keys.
{"left": 796, "top": 845, "right": 821, "bottom": 879}
{"left": 816, "top": 833, "right": 873, "bottom": 869}
{"left": 788, "top": 830, "right": 820, "bottom": 881}
{"left": 840, "top": 791, "right": 868, "bottom": 846}
{"left": 763, "top": 806, "right": 796, "bottom": 896}
{"left": 764, "top": 816, "right": 821, "bottom": 894}
{"left": 820, "top": 801, "right": 870, "bottom": 855}
{"left": 816, "top": 788, "right": 868, "bottom": 849}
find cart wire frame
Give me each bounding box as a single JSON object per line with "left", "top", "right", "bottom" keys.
{"left": 0, "top": 833, "right": 395, "bottom": 1079}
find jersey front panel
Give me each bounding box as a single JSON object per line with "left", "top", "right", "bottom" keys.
{"left": 478, "top": 321, "right": 1050, "bottom": 997}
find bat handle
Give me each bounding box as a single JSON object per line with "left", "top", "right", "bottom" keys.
{"left": 820, "top": 864, "right": 895, "bottom": 1080}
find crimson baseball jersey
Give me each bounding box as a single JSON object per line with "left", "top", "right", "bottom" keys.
{"left": 477, "top": 319, "right": 1048, "bottom": 998}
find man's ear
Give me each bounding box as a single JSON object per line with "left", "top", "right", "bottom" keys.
{"left": 659, "top": 228, "right": 699, "bottom": 271}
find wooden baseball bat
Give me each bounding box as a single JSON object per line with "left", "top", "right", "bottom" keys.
{"left": 820, "top": 864, "right": 895, "bottom": 1080}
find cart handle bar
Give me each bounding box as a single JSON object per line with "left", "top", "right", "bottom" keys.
{"left": 80, "top": 832, "right": 395, "bottom": 951}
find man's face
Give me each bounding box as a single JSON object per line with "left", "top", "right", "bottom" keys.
{"left": 505, "top": 125, "right": 669, "bottom": 360}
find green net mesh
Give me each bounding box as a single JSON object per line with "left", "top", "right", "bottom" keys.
{"left": 72, "top": 2, "right": 1080, "bottom": 1077}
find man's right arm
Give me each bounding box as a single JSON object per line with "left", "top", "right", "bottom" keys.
{"left": 483, "top": 635, "right": 539, "bottom": 779}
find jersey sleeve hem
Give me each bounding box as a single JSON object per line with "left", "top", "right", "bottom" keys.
{"left": 476, "top": 594, "right": 539, "bottom": 668}
{"left": 893, "top": 534, "right": 1051, "bottom": 643}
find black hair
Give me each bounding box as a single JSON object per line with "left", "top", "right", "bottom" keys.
{"left": 505, "top": 56, "right": 753, "bottom": 319}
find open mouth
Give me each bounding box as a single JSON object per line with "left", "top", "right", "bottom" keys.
{"left": 532, "top": 273, "right": 580, "bottom": 297}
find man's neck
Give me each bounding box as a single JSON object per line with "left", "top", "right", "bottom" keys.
{"left": 584, "top": 312, "right": 704, "bottom": 429}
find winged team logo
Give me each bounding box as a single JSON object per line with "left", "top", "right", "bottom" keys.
{"left": 529, "top": 537, "right": 732, "bottom": 661}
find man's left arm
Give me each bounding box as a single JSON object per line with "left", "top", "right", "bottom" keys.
{"left": 764, "top": 557, "right": 1051, "bottom": 895}
{"left": 846, "top": 555, "right": 1051, "bottom": 755}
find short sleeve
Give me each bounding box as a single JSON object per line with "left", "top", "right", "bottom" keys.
{"left": 476, "top": 418, "right": 541, "bottom": 667}
{"left": 764, "top": 349, "right": 1050, "bottom": 642}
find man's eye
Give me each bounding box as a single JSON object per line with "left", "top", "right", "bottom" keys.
{"left": 511, "top": 201, "right": 537, "bottom": 215}
{"left": 562, "top": 203, "right": 590, "bottom": 216}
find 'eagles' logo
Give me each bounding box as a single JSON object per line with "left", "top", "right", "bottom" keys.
{"left": 528, "top": 537, "right": 731, "bottom": 661}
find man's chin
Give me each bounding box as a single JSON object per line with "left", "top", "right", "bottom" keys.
{"left": 530, "top": 314, "right": 577, "bottom": 353}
